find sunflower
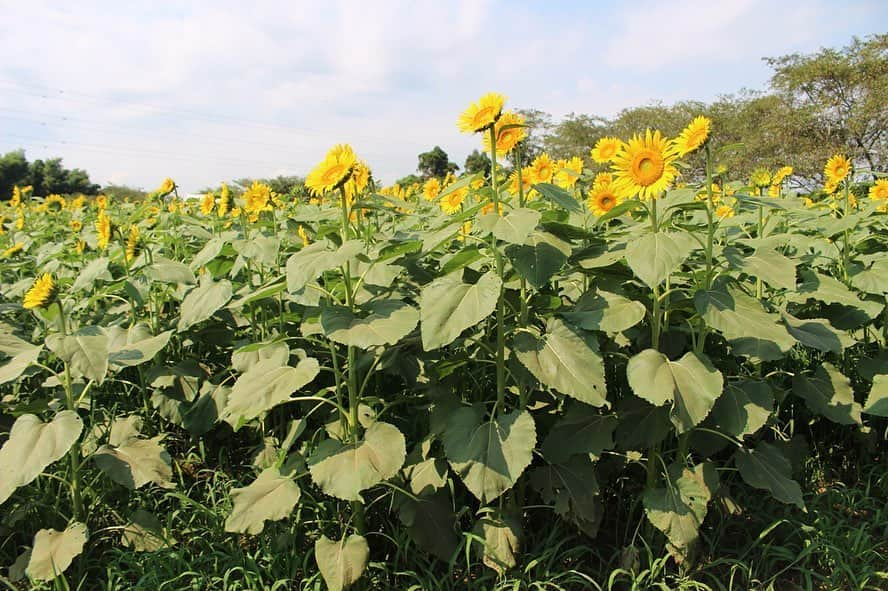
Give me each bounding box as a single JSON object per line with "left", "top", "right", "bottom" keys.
{"left": 587, "top": 184, "right": 619, "bottom": 216}
{"left": 868, "top": 179, "right": 888, "bottom": 202}
{"left": 772, "top": 166, "right": 793, "bottom": 185}
{"left": 218, "top": 183, "right": 230, "bottom": 218}
{"left": 482, "top": 110, "right": 526, "bottom": 154}
{"left": 611, "top": 129, "right": 678, "bottom": 200}
{"left": 554, "top": 157, "right": 584, "bottom": 189}
{"left": 592, "top": 172, "right": 613, "bottom": 191}
{"left": 507, "top": 167, "right": 535, "bottom": 199}
{"left": 69, "top": 195, "right": 85, "bottom": 210}
{"left": 590, "top": 137, "right": 622, "bottom": 164}
{"left": 440, "top": 187, "right": 468, "bottom": 214}
{"left": 95, "top": 195, "right": 108, "bottom": 210}
{"left": 156, "top": 178, "right": 176, "bottom": 195}
{"left": 45, "top": 194, "right": 67, "bottom": 212}
{"left": 457, "top": 92, "right": 506, "bottom": 134}
{"left": 530, "top": 153, "right": 555, "bottom": 184}
{"left": 10, "top": 186, "right": 22, "bottom": 207}
{"left": 750, "top": 168, "right": 772, "bottom": 189}
{"left": 824, "top": 154, "right": 851, "bottom": 184}
{"left": 716, "top": 205, "right": 735, "bottom": 219}
{"left": 243, "top": 181, "right": 273, "bottom": 214}
{"left": 422, "top": 178, "right": 441, "bottom": 201}
{"left": 96, "top": 211, "right": 112, "bottom": 249}
{"left": 2, "top": 242, "right": 24, "bottom": 258}
{"left": 126, "top": 225, "right": 141, "bottom": 262}
{"left": 460, "top": 221, "right": 472, "bottom": 241}
{"left": 481, "top": 201, "right": 502, "bottom": 216}
{"left": 824, "top": 179, "right": 838, "bottom": 195}
{"left": 200, "top": 193, "right": 215, "bottom": 215}
{"left": 69, "top": 219, "right": 82, "bottom": 232}
{"left": 298, "top": 225, "right": 310, "bottom": 247}
{"left": 306, "top": 144, "right": 359, "bottom": 195}
{"left": 674, "top": 116, "right": 711, "bottom": 156}
{"left": 23, "top": 273, "right": 57, "bottom": 310}
{"left": 352, "top": 161, "right": 371, "bottom": 193}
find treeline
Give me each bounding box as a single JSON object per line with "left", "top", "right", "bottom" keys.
{"left": 0, "top": 150, "right": 100, "bottom": 200}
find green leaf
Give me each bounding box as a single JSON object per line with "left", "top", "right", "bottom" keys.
{"left": 230, "top": 340, "right": 289, "bottom": 373}
{"left": 724, "top": 247, "right": 797, "bottom": 291}
{"left": 561, "top": 290, "right": 646, "bottom": 333}
{"left": 863, "top": 375, "right": 888, "bottom": 417}
{"left": 626, "top": 349, "right": 723, "bottom": 433}
{"left": 221, "top": 356, "right": 320, "bottom": 425}
{"left": 46, "top": 326, "right": 109, "bottom": 384}
{"left": 106, "top": 324, "right": 172, "bottom": 368}
{"left": 533, "top": 182, "right": 582, "bottom": 213}
{"left": 643, "top": 463, "right": 717, "bottom": 553}
{"left": 285, "top": 239, "right": 364, "bottom": 293}
{"left": 789, "top": 270, "right": 884, "bottom": 319}
{"left": 624, "top": 232, "right": 695, "bottom": 288}
{"left": 443, "top": 408, "right": 536, "bottom": 503}
{"left": 0, "top": 341, "right": 42, "bottom": 384}
{"left": 710, "top": 380, "right": 773, "bottom": 438}
{"left": 781, "top": 312, "right": 852, "bottom": 353}
{"left": 177, "top": 276, "right": 233, "bottom": 331}
{"left": 850, "top": 259, "right": 888, "bottom": 295}
{"left": 224, "top": 467, "right": 302, "bottom": 534}
{"left": 695, "top": 283, "right": 795, "bottom": 361}
{"left": 477, "top": 207, "right": 540, "bottom": 244}
{"left": 189, "top": 237, "right": 225, "bottom": 270}
{"left": 308, "top": 422, "right": 406, "bottom": 501}
{"left": 513, "top": 318, "right": 607, "bottom": 407}
{"left": 144, "top": 257, "right": 196, "bottom": 285}
{"left": 71, "top": 257, "right": 111, "bottom": 291}
{"left": 504, "top": 242, "right": 566, "bottom": 288}
{"left": 121, "top": 510, "right": 176, "bottom": 552}
{"left": 93, "top": 435, "right": 173, "bottom": 490}
{"left": 474, "top": 510, "right": 522, "bottom": 574}
{"left": 396, "top": 492, "right": 460, "bottom": 560}
{"left": 595, "top": 199, "right": 643, "bottom": 224}
{"left": 530, "top": 455, "right": 602, "bottom": 536}
{"left": 420, "top": 271, "right": 501, "bottom": 350}
{"left": 792, "top": 363, "right": 862, "bottom": 425}
{"left": 315, "top": 534, "right": 369, "bottom": 591}
{"left": 26, "top": 522, "right": 88, "bottom": 582}
{"left": 0, "top": 411, "right": 83, "bottom": 504}
{"left": 735, "top": 442, "right": 805, "bottom": 509}
{"left": 321, "top": 300, "right": 419, "bottom": 348}
{"left": 541, "top": 405, "right": 617, "bottom": 463}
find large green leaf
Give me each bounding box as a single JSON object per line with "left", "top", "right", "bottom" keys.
{"left": 177, "top": 276, "right": 233, "bottom": 331}
{"left": 792, "top": 363, "right": 862, "bottom": 425}
{"left": 285, "top": 239, "right": 364, "bottom": 293}
{"left": 46, "top": 326, "right": 109, "bottom": 384}
{"left": 561, "top": 290, "right": 646, "bottom": 333}
{"left": 321, "top": 300, "right": 419, "bottom": 348}
{"left": 533, "top": 182, "right": 582, "bottom": 213}
{"left": 93, "top": 435, "right": 173, "bottom": 490}
{"left": 626, "top": 349, "right": 723, "bottom": 433}
{"left": 442, "top": 408, "right": 536, "bottom": 503}
{"left": 734, "top": 442, "right": 805, "bottom": 509}
{"left": 541, "top": 405, "right": 617, "bottom": 463}
{"left": 0, "top": 411, "right": 83, "bottom": 504}
{"left": 144, "top": 257, "right": 196, "bottom": 285}
{"left": 789, "top": 270, "right": 884, "bottom": 319}
{"left": 189, "top": 237, "right": 225, "bottom": 270}
{"left": 224, "top": 467, "right": 302, "bottom": 534}
{"left": 396, "top": 491, "right": 460, "bottom": 560}
{"left": 315, "top": 534, "right": 369, "bottom": 591}
{"left": 624, "top": 232, "right": 696, "bottom": 288}
{"left": 71, "top": 257, "right": 111, "bottom": 291}
{"left": 530, "top": 455, "right": 601, "bottom": 536}
{"left": 477, "top": 207, "right": 540, "bottom": 244}
{"left": 26, "top": 522, "right": 88, "bottom": 582}
{"left": 420, "top": 271, "right": 501, "bottom": 350}
{"left": 121, "top": 510, "right": 176, "bottom": 552}
{"left": 230, "top": 340, "right": 289, "bottom": 373}
{"left": 221, "top": 356, "right": 320, "bottom": 425}
{"left": 710, "top": 380, "right": 773, "bottom": 438}
{"left": 505, "top": 242, "right": 567, "bottom": 288}
{"left": 106, "top": 324, "right": 172, "bottom": 368}
{"left": 514, "top": 318, "right": 607, "bottom": 407}
{"left": 781, "top": 312, "right": 852, "bottom": 353}
{"left": 863, "top": 375, "right": 888, "bottom": 417}
{"left": 308, "top": 422, "right": 406, "bottom": 501}
{"left": 723, "top": 247, "right": 797, "bottom": 291}
{"left": 643, "top": 463, "right": 717, "bottom": 554}
{"left": 0, "top": 335, "right": 42, "bottom": 384}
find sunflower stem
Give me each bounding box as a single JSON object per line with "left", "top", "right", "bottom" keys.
{"left": 650, "top": 197, "right": 661, "bottom": 351}
{"left": 57, "top": 302, "right": 84, "bottom": 523}
{"left": 489, "top": 126, "right": 506, "bottom": 415}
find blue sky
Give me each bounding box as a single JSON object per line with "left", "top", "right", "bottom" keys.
{"left": 0, "top": 0, "right": 885, "bottom": 193}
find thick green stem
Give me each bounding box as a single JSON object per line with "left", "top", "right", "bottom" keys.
{"left": 58, "top": 303, "right": 84, "bottom": 522}
{"left": 756, "top": 192, "right": 764, "bottom": 299}
{"left": 841, "top": 182, "right": 851, "bottom": 285}
{"left": 650, "top": 198, "right": 661, "bottom": 350}
{"left": 489, "top": 126, "right": 506, "bottom": 414}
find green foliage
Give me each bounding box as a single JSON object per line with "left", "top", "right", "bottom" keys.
{"left": 417, "top": 145, "right": 459, "bottom": 179}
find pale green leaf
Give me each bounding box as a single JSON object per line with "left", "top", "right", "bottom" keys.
{"left": 224, "top": 467, "right": 301, "bottom": 534}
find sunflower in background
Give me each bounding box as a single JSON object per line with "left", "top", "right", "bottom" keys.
{"left": 96, "top": 210, "right": 112, "bottom": 249}
{"left": 673, "top": 116, "right": 711, "bottom": 156}
{"left": 554, "top": 157, "right": 584, "bottom": 190}
{"left": 824, "top": 154, "right": 851, "bottom": 185}
{"left": 23, "top": 273, "right": 57, "bottom": 310}
{"left": 482, "top": 110, "right": 526, "bottom": 155}
{"left": 440, "top": 186, "right": 468, "bottom": 215}
{"left": 200, "top": 193, "right": 215, "bottom": 216}
{"left": 423, "top": 177, "right": 442, "bottom": 201}
{"left": 529, "top": 153, "right": 555, "bottom": 184}
{"left": 587, "top": 172, "right": 620, "bottom": 216}
{"left": 125, "top": 226, "right": 141, "bottom": 262}
{"left": 590, "top": 137, "right": 621, "bottom": 164}
{"left": 457, "top": 92, "right": 506, "bottom": 134}
{"left": 306, "top": 144, "right": 359, "bottom": 195}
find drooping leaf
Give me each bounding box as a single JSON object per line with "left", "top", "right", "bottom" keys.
{"left": 93, "top": 435, "right": 173, "bottom": 490}
{"left": 221, "top": 356, "right": 320, "bottom": 425}
{"left": 121, "top": 510, "right": 176, "bottom": 552}
{"left": 177, "top": 276, "right": 233, "bottom": 331}
{"left": 789, "top": 270, "right": 884, "bottom": 320}
{"left": 624, "top": 231, "right": 696, "bottom": 288}
{"left": 530, "top": 455, "right": 602, "bottom": 536}
{"left": 710, "top": 380, "right": 773, "bottom": 438}
{"left": 505, "top": 242, "right": 567, "bottom": 288}
{"left": 46, "top": 326, "right": 109, "bottom": 384}
{"left": 541, "top": 405, "right": 617, "bottom": 463}
{"left": 321, "top": 300, "right": 419, "bottom": 348}
{"left": 442, "top": 408, "right": 536, "bottom": 503}
{"left": 643, "top": 463, "right": 717, "bottom": 554}
{"left": 224, "top": 467, "right": 302, "bottom": 534}
{"left": 792, "top": 363, "right": 862, "bottom": 425}
{"left": 315, "top": 534, "right": 369, "bottom": 591}
{"left": 781, "top": 312, "right": 852, "bottom": 353}
{"left": 308, "top": 422, "right": 406, "bottom": 501}
{"left": 26, "top": 522, "right": 88, "bottom": 582}
{"left": 561, "top": 290, "right": 646, "bottom": 333}
{"left": 533, "top": 182, "right": 582, "bottom": 213}
{"left": 474, "top": 510, "right": 522, "bottom": 574}
{"left": 626, "top": 349, "right": 723, "bottom": 433}
{"left": 144, "top": 257, "right": 196, "bottom": 285}
{"left": 106, "top": 324, "right": 172, "bottom": 368}
{"left": 230, "top": 340, "right": 290, "bottom": 373}
{"left": 0, "top": 411, "right": 83, "bottom": 504}
{"left": 863, "top": 374, "right": 888, "bottom": 417}
{"left": 420, "top": 271, "right": 501, "bottom": 350}
{"left": 0, "top": 340, "right": 42, "bottom": 384}
{"left": 396, "top": 491, "right": 460, "bottom": 560}
{"left": 734, "top": 442, "right": 805, "bottom": 509}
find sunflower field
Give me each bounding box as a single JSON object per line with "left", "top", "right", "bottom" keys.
{"left": 1, "top": 93, "right": 886, "bottom": 590}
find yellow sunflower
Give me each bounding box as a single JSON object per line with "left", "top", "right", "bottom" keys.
{"left": 868, "top": 179, "right": 888, "bottom": 202}
{"left": 610, "top": 129, "right": 678, "bottom": 200}
{"left": 530, "top": 153, "right": 555, "bottom": 184}
{"left": 126, "top": 225, "right": 140, "bottom": 262}
{"left": 554, "top": 157, "right": 584, "bottom": 189}
{"left": 587, "top": 185, "right": 620, "bottom": 216}
{"left": 507, "top": 167, "right": 535, "bottom": 198}
{"left": 218, "top": 183, "right": 230, "bottom": 218}
{"left": 2, "top": 242, "right": 24, "bottom": 258}
{"left": 590, "top": 137, "right": 622, "bottom": 164}
{"left": 95, "top": 195, "right": 108, "bottom": 210}
{"left": 592, "top": 172, "right": 613, "bottom": 191}
{"left": 96, "top": 211, "right": 112, "bottom": 249}
{"left": 423, "top": 177, "right": 442, "bottom": 201}
{"left": 243, "top": 181, "right": 273, "bottom": 214}
{"left": 481, "top": 201, "right": 502, "bottom": 216}
{"left": 772, "top": 166, "right": 793, "bottom": 185}
{"left": 824, "top": 154, "right": 851, "bottom": 184}
{"left": 23, "top": 273, "right": 57, "bottom": 310}
{"left": 10, "top": 186, "right": 22, "bottom": 207}
{"left": 482, "top": 110, "right": 526, "bottom": 154}
{"left": 298, "top": 225, "right": 310, "bottom": 247}
{"left": 674, "top": 116, "right": 711, "bottom": 156}
{"left": 306, "top": 144, "right": 359, "bottom": 195}
{"left": 156, "top": 178, "right": 176, "bottom": 195}
{"left": 716, "top": 205, "right": 735, "bottom": 219}
{"left": 200, "top": 193, "right": 215, "bottom": 215}
{"left": 750, "top": 168, "right": 772, "bottom": 189}
{"left": 457, "top": 92, "right": 506, "bottom": 134}
{"left": 440, "top": 186, "right": 468, "bottom": 214}
{"left": 45, "top": 194, "right": 67, "bottom": 212}
{"left": 824, "top": 179, "right": 838, "bottom": 195}
{"left": 69, "top": 219, "right": 83, "bottom": 232}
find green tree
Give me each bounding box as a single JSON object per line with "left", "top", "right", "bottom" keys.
{"left": 416, "top": 146, "right": 458, "bottom": 179}
{"left": 464, "top": 150, "right": 491, "bottom": 177}
{"left": 0, "top": 150, "right": 29, "bottom": 200}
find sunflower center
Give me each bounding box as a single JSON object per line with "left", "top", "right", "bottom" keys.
{"left": 473, "top": 107, "right": 496, "bottom": 128}
{"left": 631, "top": 150, "right": 665, "bottom": 186}
{"left": 321, "top": 164, "right": 348, "bottom": 185}
{"left": 600, "top": 194, "right": 615, "bottom": 210}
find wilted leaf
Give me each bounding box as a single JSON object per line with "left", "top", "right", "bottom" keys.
{"left": 26, "top": 522, "right": 88, "bottom": 581}
{"left": 224, "top": 468, "right": 301, "bottom": 534}
{"left": 474, "top": 510, "right": 522, "bottom": 574}
{"left": 315, "top": 534, "right": 369, "bottom": 591}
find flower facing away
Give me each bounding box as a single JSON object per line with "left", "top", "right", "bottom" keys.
{"left": 750, "top": 168, "right": 772, "bottom": 190}
{"left": 458, "top": 92, "right": 506, "bottom": 134}
{"left": 200, "top": 193, "right": 215, "bottom": 215}
{"left": 156, "top": 178, "right": 176, "bottom": 195}
{"left": 306, "top": 144, "right": 359, "bottom": 195}
{"left": 126, "top": 225, "right": 141, "bottom": 262}
{"left": 674, "top": 116, "right": 711, "bottom": 156}
{"left": 611, "top": 129, "right": 678, "bottom": 200}
{"left": 440, "top": 186, "right": 468, "bottom": 214}
{"left": 298, "top": 225, "right": 310, "bottom": 247}
{"left": 554, "top": 157, "right": 584, "bottom": 189}
{"left": 530, "top": 153, "right": 556, "bottom": 184}
{"left": 772, "top": 166, "right": 793, "bottom": 185}
{"left": 23, "top": 273, "right": 57, "bottom": 310}
{"left": 423, "top": 177, "right": 442, "bottom": 201}
{"left": 869, "top": 179, "right": 888, "bottom": 202}
{"left": 590, "top": 137, "right": 622, "bottom": 164}
{"left": 96, "top": 211, "right": 112, "bottom": 249}
{"left": 218, "top": 183, "right": 230, "bottom": 218}
{"left": 482, "top": 110, "right": 526, "bottom": 154}
{"left": 824, "top": 154, "right": 851, "bottom": 184}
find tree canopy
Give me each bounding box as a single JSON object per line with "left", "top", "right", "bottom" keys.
{"left": 0, "top": 150, "right": 100, "bottom": 200}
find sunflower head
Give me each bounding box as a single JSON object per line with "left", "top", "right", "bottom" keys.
{"left": 824, "top": 154, "right": 851, "bottom": 184}
{"left": 45, "top": 194, "right": 67, "bottom": 212}
{"left": 23, "top": 273, "right": 58, "bottom": 310}
{"left": 772, "top": 166, "right": 793, "bottom": 185}
{"left": 306, "top": 144, "right": 359, "bottom": 195}
{"left": 200, "top": 193, "right": 215, "bottom": 215}
{"left": 750, "top": 168, "right": 772, "bottom": 189}
{"left": 868, "top": 179, "right": 888, "bottom": 202}
{"left": 96, "top": 211, "right": 113, "bottom": 249}
{"left": 611, "top": 129, "right": 678, "bottom": 200}
{"left": 530, "top": 153, "right": 555, "bottom": 184}
{"left": 507, "top": 167, "right": 535, "bottom": 198}
{"left": 157, "top": 178, "right": 176, "bottom": 195}
{"left": 457, "top": 92, "right": 506, "bottom": 134}
{"left": 126, "top": 225, "right": 141, "bottom": 262}
{"left": 716, "top": 205, "right": 735, "bottom": 219}
{"left": 674, "top": 116, "right": 711, "bottom": 156}
{"left": 423, "top": 177, "right": 442, "bottom": 201}
{"left": 69, "top": 219, "right": 83, "bottom": 232}
{"left": 2, "top": 242, "right": 24, "bottom": 258}
{"left": 482, "top": 110, "right": 526, "bottom": 154}
{"left": 587, "top": 185, "right": 620, "bottom": 216}
{"left": 95, "top": 195, "right": 108, "bottom": 210}
{"left": 218, "top": 183, "right": 230, "bottom": 217}
{"left": 440, "top": 186, "right": 468, "bottom": 214}
{"left": 554, "top": 157, "right": 584, "bottom": 189}
{"left": 590, "top": 137, "right": 622, "bottom": 164}
{"left": 10, "top": 186, "right": 22, "bottom": 207}
{"left": 592, "top": 172, "right": 613, "bottom": 191}
{"left": 298, "top": 225, "right": 310, "bottom": 247}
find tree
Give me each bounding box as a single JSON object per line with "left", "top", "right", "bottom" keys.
{"left": 0, "top": 150, "right": 29, "bottom": 200}
{"left": 417, "top": 146, "right": 458, "bottom": 179}
{"left": 515, "top": 108, "right": 551, "bottom": 166}
{"left": 543, "top": 112, "right": 609, "bottom": 160}
{"left": 464, "top": 150, "right": 491, "bottom": 177}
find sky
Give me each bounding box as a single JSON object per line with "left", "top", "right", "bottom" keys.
{"left": 0, "top": 0, "right": 885, "bottom": 194}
